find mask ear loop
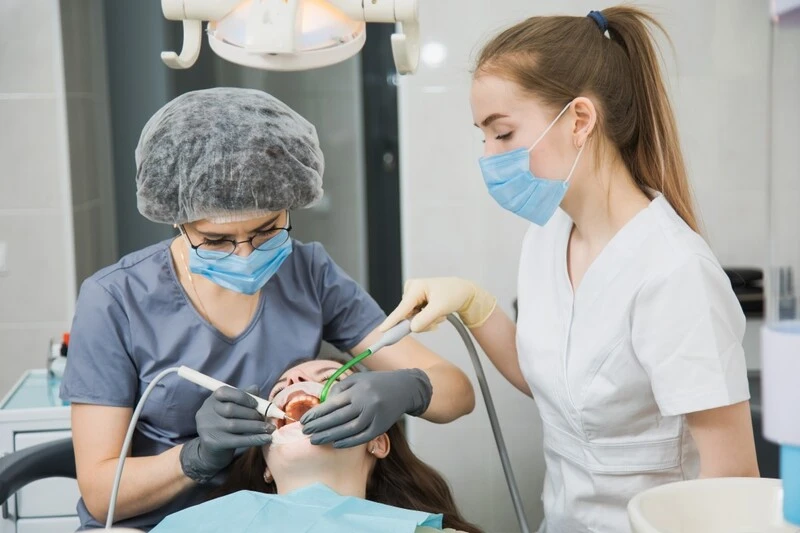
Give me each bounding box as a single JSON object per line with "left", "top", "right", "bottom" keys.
{"left": 564, "top": 143, "right": 587, "bottom": 184}
{"left": 527, "top": 102, "right": 574, "bottom": 153}
{"left": 174, "top": 224, "right": 212, "bottom": 323}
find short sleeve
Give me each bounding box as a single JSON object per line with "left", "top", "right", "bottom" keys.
{"left": 311, "top": 243, "right": 385, "bottom": 352}
{"left": 59, "top": 278, "right": 138, "bottom": 407}
{"left": 631, "top": 255, "right": 750, "bottom": 416}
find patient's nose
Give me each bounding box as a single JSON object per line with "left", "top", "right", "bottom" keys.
{"left": 283, "top": 368, "right": 314, "bottom": 387}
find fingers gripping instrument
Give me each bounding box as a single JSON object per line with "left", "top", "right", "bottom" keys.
{"left": 177, "top": 366, "right": 293, "bottom": 421}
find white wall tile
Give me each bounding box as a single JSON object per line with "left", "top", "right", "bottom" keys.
{"left": 0, "top": 0, "right": 58, "bottom": 94}
{"left": 716, "top": 78, "right": 769, "bottom": 193}
{"left": 0, "top": 98, "right": 64, "bottom": 210}
{"left": 0, "top": 213, "right": 71, "bottom": 323}
{"left": 702, "top": 188, "right": 768, "bottom": 266}
{"left": 671, "top": 76, "right": 720, "bottom": 200}
{"left": 710, "top": 1, "right": 771, "bottom": 78}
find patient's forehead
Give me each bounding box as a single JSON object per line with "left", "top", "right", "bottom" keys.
{"left": 283, "top": 360, "right": 343, "bottom": 377}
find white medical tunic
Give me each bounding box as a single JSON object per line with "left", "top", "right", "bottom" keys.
{"left": 517, "top": 196, "right": 749, "bottom": 533}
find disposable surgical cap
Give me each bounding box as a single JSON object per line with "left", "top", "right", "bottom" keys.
{"left": 135, "top": 87, "right": 324, "bottom": 225}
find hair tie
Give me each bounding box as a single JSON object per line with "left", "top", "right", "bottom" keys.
{"left": 587, "top": 10, "right": 608, "bottom": 33}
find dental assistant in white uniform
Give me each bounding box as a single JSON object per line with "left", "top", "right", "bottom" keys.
{"left": 380, "top": 6, "right": 760, "bottom": 533}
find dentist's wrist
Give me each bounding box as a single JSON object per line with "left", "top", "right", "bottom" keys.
{"left": 403, "top": 368, "right": 433, "bottom": 417}
{"left": 179, "top": 438, "right": 221, "bottom": 484}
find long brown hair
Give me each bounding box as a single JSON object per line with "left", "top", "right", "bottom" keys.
{"left": 475, "top": 6, "right": 699, "bottom": 232}
{"left": 213, "top": 361, "right": 482, "bottom": 533}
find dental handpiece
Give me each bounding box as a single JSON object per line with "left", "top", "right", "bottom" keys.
{"left": 319, "top": 319, "right": 413, "bottom": 402}
{"left": 177, "top": 366, "right": 290, "bottom": 420}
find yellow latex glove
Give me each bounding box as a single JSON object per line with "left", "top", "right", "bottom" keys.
{"left": 379, "top": 278, "right": 497, "bottom": 333}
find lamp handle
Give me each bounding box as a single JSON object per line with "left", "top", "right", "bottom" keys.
{"left": 161, "top": 20, "right": 202, "bottom": 69}
{"left": 392, "top": 0, "right": 420, "bottom": 74}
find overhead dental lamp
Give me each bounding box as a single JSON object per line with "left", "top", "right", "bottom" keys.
{"left": 160, "top": 0, "right": 420, "bottom": 74}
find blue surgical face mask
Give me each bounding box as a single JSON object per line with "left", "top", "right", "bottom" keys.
{"left": 479, "top": 102, "right": 585, "bottom": 226}
{"left": 185, "top": 235, "right": 293, "bottom": 295}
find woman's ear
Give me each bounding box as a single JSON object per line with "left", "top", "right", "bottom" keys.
{"left": 260, "top": 448, "right": 274, "bottom": 483}
{"left": 367, "top": 433, "right": 390, "bottom": 459}
{"left": 571, "top": 96, "right": 597, "bottom": 149}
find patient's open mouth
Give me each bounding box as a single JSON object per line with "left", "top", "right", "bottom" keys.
{"left": 271, "top": 382, "right": 324, "bottom": 429}
{"left": 277, "top": 392, "right": 320, "bottom": 429}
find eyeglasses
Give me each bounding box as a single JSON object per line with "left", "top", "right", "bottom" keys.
{"left": 181, "top": 214, "right": 292, "bottom": 260}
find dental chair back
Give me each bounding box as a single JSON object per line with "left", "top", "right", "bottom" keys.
{"left": 0, "top": 438, "right": 143, "bottom": 532}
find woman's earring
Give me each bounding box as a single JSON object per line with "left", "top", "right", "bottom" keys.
{"left": 263, "top": 472, "right": 272, "bottom": 483}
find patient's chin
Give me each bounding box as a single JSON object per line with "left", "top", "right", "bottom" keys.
{"left": 271, "top": 424, "right": 312, "bottom": 446}
{"left": 266, "top": 424, "right": 335, "bottom": 463}
{"left": 265, "top": 426, "right": 340, "bottom": 476}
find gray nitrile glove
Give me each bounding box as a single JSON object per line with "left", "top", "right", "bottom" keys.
{"left": 180, "top": 385, "right": 274, "bottom": 483}
{"left": 299, "top": 369, "right": 433, "bottom": 448}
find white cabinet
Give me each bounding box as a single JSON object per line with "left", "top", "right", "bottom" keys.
{"left": 0, "top": 371, "right": 74, "bottom": 533}
{"left": 15, "top": 518, "right": 81, "bottom": 533}
{"left": 14, "top": 431, "right": 80, "bottom": 519}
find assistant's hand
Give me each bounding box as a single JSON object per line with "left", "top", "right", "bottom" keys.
{"left": 299, "top": 369, "right": 432, "bottom": 448}
{"left": 180, "top": 385, "right": 274, "bottom": 483}
{"left": 379, "top": 277, "right": 497, "bottom": 333}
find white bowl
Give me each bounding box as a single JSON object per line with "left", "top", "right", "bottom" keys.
{"left": 628, "top": 478, "right": 800, "bottom": 533}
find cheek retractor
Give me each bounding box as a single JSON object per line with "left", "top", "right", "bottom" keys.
{"left": 271, "top": 381, "right": 324, "bottom": 427}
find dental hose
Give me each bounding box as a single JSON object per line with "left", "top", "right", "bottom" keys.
{"left": 446, "top": 314, "right": 531, "bottom": 533}
{"left": 106, "top": 367, "right": 180, "bottom": 529}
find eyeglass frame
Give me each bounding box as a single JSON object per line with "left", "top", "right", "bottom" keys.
{"left": 179, "top": 212, "right": 293, "bottom": 260}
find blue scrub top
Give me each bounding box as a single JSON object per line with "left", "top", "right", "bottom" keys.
{"left": 59, "top": 239, "right": 385, "bottom": 530}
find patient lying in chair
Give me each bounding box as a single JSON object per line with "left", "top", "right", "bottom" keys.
{"left": 153, "top": 359, "right": 481, "bottom": 533}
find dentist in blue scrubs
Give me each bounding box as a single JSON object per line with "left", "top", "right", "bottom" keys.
{"left": 60, "top": 88, "right": 474, "bottom": 531}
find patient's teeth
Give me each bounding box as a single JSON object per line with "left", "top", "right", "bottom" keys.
{"left": 285, "top": 395, "right": 320, "bottom": 422}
